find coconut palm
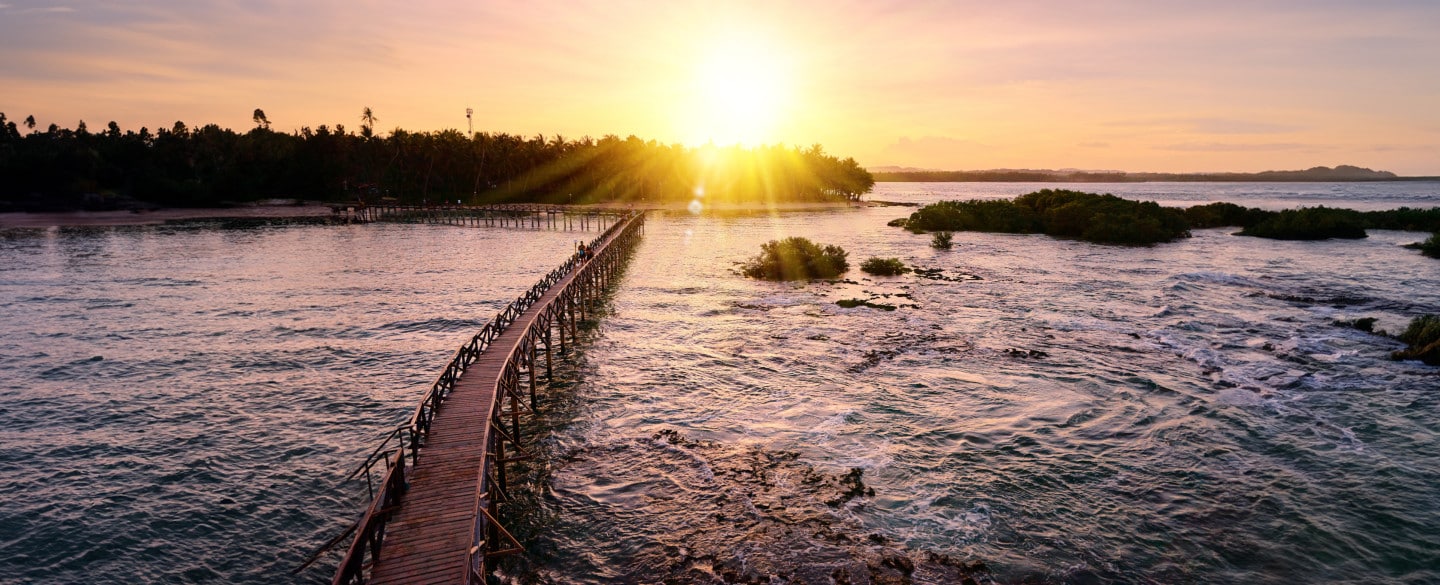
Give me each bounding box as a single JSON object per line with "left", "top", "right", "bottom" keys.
{"left": 360, "top": 107, "right": 377, "bottom": 139}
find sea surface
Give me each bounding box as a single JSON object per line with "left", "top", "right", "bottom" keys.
{"left": 1, "top": 182, "right": 1439, "bottom": 584}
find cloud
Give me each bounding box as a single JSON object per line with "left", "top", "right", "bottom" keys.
{"left": 1156, "top": 142, "right": 1311, "bottom": 152}
{"left": 3, "top": 5, "right": 75, "bottom": 13}
{"left": 881, "top": 135, "right": 983, "bottom": 155}
{"left": 1107, "top": 117, "right": 1299, "bottom": 135}
{"left": 1367, "top": 144, "right": 1438, "bottom": 153}
{"left": 884, "top": 135, "right": 982, "bottom": 152}
{"left": 1077, "top": 141, "right": 1110, "bottom": 148}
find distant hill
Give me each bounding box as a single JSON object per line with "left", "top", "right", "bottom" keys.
{"left": 871, "top": 165, "right": 1430, "bottom": 183}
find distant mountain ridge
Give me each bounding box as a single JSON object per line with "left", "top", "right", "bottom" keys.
{"left": 870, "top": 165, "right": 1429, "bottom": 183}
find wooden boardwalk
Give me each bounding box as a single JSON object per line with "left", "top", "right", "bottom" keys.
{"left": 329, "top": 211, "right": 645, "bottom": 585}
{"left": 335, "top": 202, "right": 631, "bottom": 231}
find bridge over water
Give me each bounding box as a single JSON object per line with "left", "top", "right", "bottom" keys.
{"left": 309, "top": 209, "right": 646, "bottom": 584}
{"left": 334, "top": 202, "right": 634, "bottom": 232}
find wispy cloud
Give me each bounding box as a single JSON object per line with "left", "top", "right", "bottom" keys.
{"left": 1157, "top": 142, "right": 1312, "bottom": 152}
{"left": 1108, "top": 117, "right": 1300, "bottom": 135}
{"left": 1, "top": 1, "right": 1438, "bottom": 173}
{"left": 4, "top": 5, "right": 76, "bottom": 13}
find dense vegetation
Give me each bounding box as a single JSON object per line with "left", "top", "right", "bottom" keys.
{"left": 1017, "top": 190, "right": 1190, "bottom": 244}
{"left": 899, "top": 189, "right": 1190, "bottom": 245}
{"left": 1188, "top": 203, "right": 1440, "bottom": 239}
{"left": 859, "top": 257, "right": 909, "bottom": 276}
{"left": 905, "top": 200, "right": 1037, "bottom": 234}
{"left": 741, "top": 237, "right": 849, "bottom": 281}
{"left": 0, "top": 111, "right": 874, "bottom": 211}
{"left": 1183, "top": 202, "right": 1276, "bottom": 229}
{"left": 1393, "top": 315, "right": 1440, "bottom": 365}
{"left": 1360, "top": 207, "right": 1440, "bottom": 232}
{"left": 896, "top": 190, "right": 1440, "bottom": 249}
{"left": 1237, "top": 207, "right": 1367, "bottom": 240}
{"left": 1417, "top": 233, "right": 1440, "bottom": 258}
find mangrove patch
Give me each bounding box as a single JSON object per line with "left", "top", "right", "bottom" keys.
{"left": 860, "top": 257, "right": 910, "bottom": 276}
{"left": 891, "top": 189, "right": 1440, "bottom": 247}
{"left": 896, "top": 189, "right": 1191, "bottom": 245}
{"left": 1393, "top": 315, "right": 1440, "bottom": 365}
{"left": 742, "top": 237, "right": 849, "bottom": 281}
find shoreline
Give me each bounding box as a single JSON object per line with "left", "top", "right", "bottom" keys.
{"left": 0, "top": 205, "right": 340, "bottom": 229}
{"left": 0, "top": 200, "right": 882, "bottom": 229}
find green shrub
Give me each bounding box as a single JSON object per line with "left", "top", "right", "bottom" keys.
{"left": 898, "top": 190, "right": 1189, "bottom": 245}
{"left": 1238, "top": 207, "right": 1367, "bottom": 240}
{"left": 1396, "top": 315, "right": 1440, "bottom": 348}
{"left": 1361, "top": 207, "right": 1440, "bottom": 232}
{"left": 1392, "top": 315, "right": 1440, "bottom": 365}
{"left": 1078, "top": 211, "right": 1173, "bottom": 244}
{"left": 931, "top": 231, "right": 954, "bottom": 249}
{"left": 741, "top": 237, "right": 849, "bottom": 280}
{"left": 1419, "top": 233, "right": 1440, "bottom": 258}
{"left": 1184, "top": 202, "right": 1275, "bottom": 228}
{"left": 860, "top": 257, "right": 910, "bottom": 276}
{"left": 1017, "top": 191, "right": 1190, "bottom": 243}
{"left": 903, "top": 199, "right": 1039, "bottom": 233}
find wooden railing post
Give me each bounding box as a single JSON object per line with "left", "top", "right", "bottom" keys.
{"left": 330, "top": 212, "right": 643, "bottom": 585}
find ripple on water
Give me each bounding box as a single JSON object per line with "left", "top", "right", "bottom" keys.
{"left": 520, "top": 208, "right": 1440, "bottom": 584}
{"left": 0, "top": 222, "right": 582, "bottom": 583}
{"left": 3, "top": 197, "right": 1440, "bottom": 584}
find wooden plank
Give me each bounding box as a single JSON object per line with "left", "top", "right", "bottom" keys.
{"left": 367, "top": 215, "right": 638, "bottom": 585}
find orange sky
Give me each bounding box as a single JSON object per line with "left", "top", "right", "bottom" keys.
{"left": 3, "top": 1, "right": 1438, "bottom": 174}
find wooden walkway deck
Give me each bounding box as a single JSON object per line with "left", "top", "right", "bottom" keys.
{"left": 365, "top": 262, "right": 586, "bottom": 584}
{"left": 328, "top": 211, "right": 644, "bottom": 585}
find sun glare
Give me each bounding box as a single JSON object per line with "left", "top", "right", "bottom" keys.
{"left": 680, "top": 37, "right": 794, "bottom": 147}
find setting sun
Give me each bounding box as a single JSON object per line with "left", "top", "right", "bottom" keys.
{"left": 678, "top": 37, "right": 794, "bottom": 147}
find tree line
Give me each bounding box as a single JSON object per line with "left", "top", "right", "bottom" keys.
{"left": 0, "top": 110, "right": 874, "bottom": 211}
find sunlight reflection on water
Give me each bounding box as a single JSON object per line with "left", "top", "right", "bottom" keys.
{"left": 530, "top": 197, "right": 1440, "bottom": 584}
{"left": 1, "top": 183, "right": 1438, "bottom": 583}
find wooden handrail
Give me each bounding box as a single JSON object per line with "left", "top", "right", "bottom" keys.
{"left": 326, "top": 210, "right": 644, "bottom": 585}
{"left": 464, "top": 211, "right": 646, "bottom": 582}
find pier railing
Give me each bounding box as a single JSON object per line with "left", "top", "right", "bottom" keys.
{"left": 463, "top": 210, "right": 644, "bottom": 582}
{"left": 322, "top": 210, "right": 644, "bottom": 584}
{"left": 335, "top": 203, "right": 631, "bottom": 232}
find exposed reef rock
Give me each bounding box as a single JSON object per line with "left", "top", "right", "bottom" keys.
{"left": 524, "top": 430, "right": 993, "bottom": 584}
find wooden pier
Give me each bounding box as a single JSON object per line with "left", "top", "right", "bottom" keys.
{"left": 326, "top": 210, "right": 645, "bottom": 584}
{"left": 333, "top": 203, "right": 631, "bottom": 232}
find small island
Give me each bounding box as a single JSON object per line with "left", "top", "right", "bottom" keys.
{"left": 894, "top": 189, "right": 1191, "bottom": 245}
{"left": 892, "top": 190, "right": 1440, "bottom": 250}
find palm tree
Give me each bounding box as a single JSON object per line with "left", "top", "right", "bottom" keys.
{"left": 360, "top": 107, "right": 377, "bottom": 139}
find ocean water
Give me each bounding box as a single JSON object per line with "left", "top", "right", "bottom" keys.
{"left": 1, "top": 183, "right": 1439, "bottom": 584}
{"left": 0, "top": 222, "right": 583, "bottom": 583}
